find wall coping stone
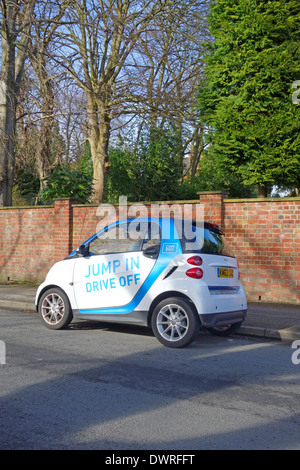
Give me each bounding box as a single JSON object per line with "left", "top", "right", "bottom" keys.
{"left": 0, "top": 204, "right": 54, "bottom": 210}
{"left": 72, "top": 200, "right": 200, "bottom": 207}
{"left": 1, "top": 197, "right": 299, "bottom": 210}
{"left": 197, "top": 191, "right": 229, "bottom": 195}
{"left": 225, "top": 197, "right": 300, "bottom": 203}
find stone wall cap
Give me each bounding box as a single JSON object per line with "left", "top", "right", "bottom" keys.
{"left": 54, "top": 197, "right": 80, "bottom": 202}
{"left": 225, "top": 197, "right": 300, "bottom": 203}
{"left": 197, "top": 191, "right": 229, "bottom": 195}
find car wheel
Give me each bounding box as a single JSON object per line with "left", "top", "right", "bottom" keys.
{"left": 38, "top": 288, "right": 73, "bottom": 330}
{"left": 151, "top": 297, "right": 200, "bottom": 348}
{"left": 207, "top": 322, "right": 242, "bottom": 337}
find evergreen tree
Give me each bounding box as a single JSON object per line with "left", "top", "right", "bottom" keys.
{"left": 105, "top": 124, "right": 183, "bottom": 203}
{"left": 198, "top": 0, "right": 300, "bottom": 196}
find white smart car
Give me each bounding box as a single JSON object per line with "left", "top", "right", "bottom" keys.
{"left": 36, "top": 218, "right": 247, "bottom": 348}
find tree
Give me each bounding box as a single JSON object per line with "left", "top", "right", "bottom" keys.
{"left": 198, "top": 0, "right": 300, "bottom": 197}
{"left": 54, "top": 0, "right": 205, "bottom": 203}
{"left": 40, "top": 164, "right": 92, "bottom": 203}
{"left": 119, "top": 1, "right": 210, "bottom": 178}
{"left": 105, "top": 123, "right": 183, "bottom": 202}
{"left": 0, "top": 0, "right": 35, "bottom": 206}
{"left": 28, "top": 0, "right": 69, "bottom": 193}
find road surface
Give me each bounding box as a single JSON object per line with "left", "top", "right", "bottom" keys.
{"left": 0, "top": 308, "right": 299, "bottom": 450}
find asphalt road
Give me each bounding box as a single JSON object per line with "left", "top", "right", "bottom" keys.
{"left": 0, "top": 308, "right": 300, "bottom": 451}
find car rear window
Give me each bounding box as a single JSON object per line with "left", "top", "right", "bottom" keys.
{"left": 177, "top": 221, "right": 235, "bottom": 257}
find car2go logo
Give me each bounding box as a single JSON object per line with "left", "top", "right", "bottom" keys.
{"left": 291, "top": 340, "right": 300, "bottom": 365}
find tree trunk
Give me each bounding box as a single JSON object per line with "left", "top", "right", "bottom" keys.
{"left": 0, "top": 1, "right": 35, "bottom": 206}
{"left": 190, "top": 125, "right": 204, "bottom": 177}
{"left": 0, "top": 27, "right": 17, "bottom": 206}
{"left": 257, "top": 184, "right": 268, "bottom": 198}
{"left": 35, "top": 76, "right": 55, "bottom": 193}
{"left": 88, "top": 97, "right": 111, "bottom": 204}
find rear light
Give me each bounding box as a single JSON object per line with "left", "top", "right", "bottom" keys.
{"left": 187, "top": 256, "right": 202, "bottom": 266}
{"left": 185, "top": 268, "right": 203, "bottom": 279}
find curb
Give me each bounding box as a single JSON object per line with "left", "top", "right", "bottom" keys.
{"left": 0, "top": 300, "right": 36, "bottom": 312}
{"left": 238, "top": 325, "right": 300, "bottom": 342}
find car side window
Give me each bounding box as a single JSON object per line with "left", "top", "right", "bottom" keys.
{"left": 142, "top": 223, "right": 161, "bottom": 250}
{"left": 88, "top": 222, "right": 149, "bottom": 256}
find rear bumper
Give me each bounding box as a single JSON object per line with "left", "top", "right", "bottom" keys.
{"left": 199, "top": 309, "right": 247, "bottom": 328}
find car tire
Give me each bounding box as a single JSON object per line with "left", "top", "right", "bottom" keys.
{"left": 38, "top": 287, "right": 73, "bottom": 330}
{"left": 151, "top": 297, "right": 200, "bottom": 348}
{"left": 207, "top": 322, "right": 242, "bottom": 337}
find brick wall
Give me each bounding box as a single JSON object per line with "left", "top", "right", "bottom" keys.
{"left": 0, "top": 194, "right": 299, "bottom": 304}
{"left": 0, "top": 200, "right": 74, "bottom": 282}
{"left": 223, "top": 198, "right": 300, "bottom": 304}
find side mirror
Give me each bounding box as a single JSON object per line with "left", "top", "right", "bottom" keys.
{"left": 142, "top": 244, "right": 160, "bottom": 259}
{"left": 76, "top": 244, "right": 88, "bottom": 257}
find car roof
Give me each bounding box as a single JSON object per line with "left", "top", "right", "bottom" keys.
{"left": 105, "top": 218, "right": 223, "bottom": 235}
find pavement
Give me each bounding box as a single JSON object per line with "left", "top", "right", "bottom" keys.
{"left": 0, "top": 283, "right": 299, "bottom": 342}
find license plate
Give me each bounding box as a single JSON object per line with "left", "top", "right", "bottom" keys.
{"left": 218, "top": 268, "right": 234, "bottom": 278}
